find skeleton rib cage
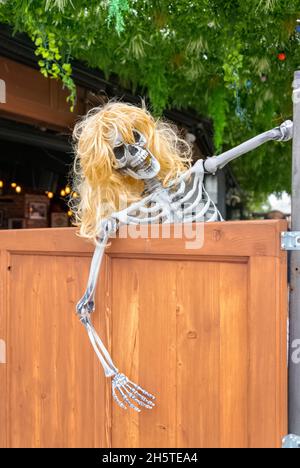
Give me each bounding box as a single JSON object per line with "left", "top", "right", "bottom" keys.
{"left": 111, "top": 159, "right": 221, "bottom": 227}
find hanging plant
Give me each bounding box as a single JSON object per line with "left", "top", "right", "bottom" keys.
{"left": 107, "top": 0, "right": 130, "bottom": 35}
{"left": 208, "top": 87, "right": 228, "bottom": 153}
{"left": 33, "top": 31, "right": 76, "bottom": 110}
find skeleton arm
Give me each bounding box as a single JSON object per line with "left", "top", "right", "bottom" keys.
{"left": 76, "top": 220, "right": 118, "bottom": 377}
{"left": 76, "top": 218, "right": 156, "bottom": 411}
{"left": 204, "top": 120, "right": 293, "bottom": 174}
{"left": 76, "top": 219, "right": 118, "bottom": 317}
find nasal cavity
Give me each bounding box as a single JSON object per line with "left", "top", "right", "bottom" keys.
{"left": 128, "top": 145, "right": 139, "bottom": 155}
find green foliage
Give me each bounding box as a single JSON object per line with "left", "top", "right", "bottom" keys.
{"left": 34, "top": 30, "right": 76, "bottom": 109}
{"left": 45, "top": 0, "right": 72, "bottom": 10}
{"left": 208, "top": 87, "right": 228, "bottom": 153}
{"left": 107, "top": 0, "right": 130, "bottom": 34}
{"left": 0, "top": 0, "right": 299, "bottom": 199}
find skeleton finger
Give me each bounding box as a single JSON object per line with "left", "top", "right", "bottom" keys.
{"left": 125, "top": 384, "right": 155, "bottom": 407}
{"left": 126, "top": 382, "right": 156, "bottom": 404}
{"left": 112, "top": 385, "right": 127, "bottom": 410}
{"left": 123, "top": 385, "right": 154, "bottom": 409}
{"left": 117, "top": 386, "right": 141, "bottom": 413}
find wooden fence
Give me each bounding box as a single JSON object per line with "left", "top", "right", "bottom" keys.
{"left": 0, "top": 220, "right": 288, "bottom": 447}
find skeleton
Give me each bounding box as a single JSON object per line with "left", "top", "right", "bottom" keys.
{"left": 76, "top": 119, "right": 293, "bottom": 413}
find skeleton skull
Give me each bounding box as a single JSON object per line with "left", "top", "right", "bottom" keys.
{"left": 113, "top": 130, "right": 160, "bottom": 180}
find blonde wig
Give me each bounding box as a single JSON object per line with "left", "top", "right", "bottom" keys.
{"left": 70, "top": 101, "right": 192, "bottom": 244}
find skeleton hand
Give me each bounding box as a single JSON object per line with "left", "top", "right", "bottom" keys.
{"left": 282, "top": 434, "right": 300, "bottom": 448}
{"left": 112, "top": 373, "right": 155, "bottom": 412}
{"left": 79, "top": 314, "right": 156, "bottom": 412}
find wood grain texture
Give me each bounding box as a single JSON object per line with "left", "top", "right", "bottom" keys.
{"left": 247, "top": 256, "right": 288, "bottom": 448}
{"left": 3, "top": 253, "right": 107, "bottom": 448}
{"left": 219, "top": 262, "right": 248, "bottom": 448}
{"left": 0, "top": 221, "right": 288, "bottom": 448}
{"left": 0, "top": 220, "right": 286, "bottom": 256}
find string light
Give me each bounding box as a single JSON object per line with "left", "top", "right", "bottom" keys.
{"left": 67, "top": 210, "right": 73, "bottom": 217}
{"left": 0, "top": 180, "right": 3, "bottom": 188}
{"left": 6, "top": 183, "right": 73, "bottom": 200}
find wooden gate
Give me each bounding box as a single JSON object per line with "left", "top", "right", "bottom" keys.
{"left": 0, "top": 220, "right": 288, "bottom": 448}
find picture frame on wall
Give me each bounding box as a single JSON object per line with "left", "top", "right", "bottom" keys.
{"left": 29, "top": 202, "right": 48, "bottom": 220}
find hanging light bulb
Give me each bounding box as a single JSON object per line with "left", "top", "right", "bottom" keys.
{"left": 67, "top": 210, "right": 73, "bottom": 217}
{"left": 0, "top": 180, "right": 3, "bottom": 188}
{"left": 72, "top": 191, "right": 78, "bottom": 198}
{"left": 47, "top": 192, "right": 54, "bottom": 199}
{"left": 65, "top": 186, "right": 71, "bottom": 195}
{"left": 60, "top": 189, "right": 66, "bottom": 197}
{"left": 15, "top": 186, "right": 22, "bottom": 193}
{"left": 11, "top": 182, "right": 17, "bottom": 188}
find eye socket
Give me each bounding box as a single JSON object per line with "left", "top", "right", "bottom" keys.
{"left": 133, "top": 130, "right": 147, "bottom": 146}
{"left": 113, "top": 144, "right": 126, "bottom": 160}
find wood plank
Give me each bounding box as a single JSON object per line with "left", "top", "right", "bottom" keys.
{"left": 6, "top": 253, "right": 107, "bottom": 447}
{"left": 0, "top": 220, "right": 287, "bottom": 258}
{"left": 138, "top": 260, "right": 177, "bottom": 448}
{"left": 275, "top": 255, "right": 288, "bottom": 446}
{"left": 111, "top": 259, "right": 177, "bottom": 448}
{"left": 176, "top": 261, "right": 221, "bottom": 448}
{"left": 248, "top": 256, "right": 287, "bottom": 448}
{"left": 110, "top": 257, "right": 141, "bottom": 447}
{"left": 219, "top": 262, "right": 248, "bottom": 448}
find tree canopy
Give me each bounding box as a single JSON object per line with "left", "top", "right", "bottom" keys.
{"left": 1, "top": 0, "right": 300, "bottom": 203}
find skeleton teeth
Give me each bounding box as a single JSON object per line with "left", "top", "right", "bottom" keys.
{"left": 132, "top": 152, "right": 148, "bottom": 168}
{"left": 136, "top": 163, "right": 153, "bottom": 174}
